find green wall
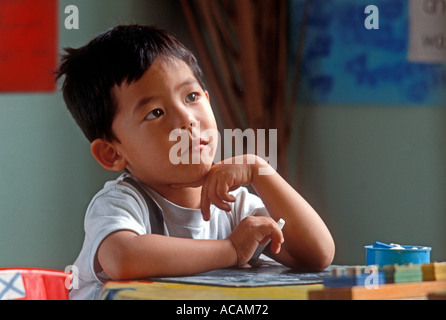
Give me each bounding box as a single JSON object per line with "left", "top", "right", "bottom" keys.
{"left": 0, "top": 0, "right": 190, "bottom": 270}
{"left": 294, "top": 105, "right": 446, "bottom": 264}
{"left": 0, "top": 0, "right": 444, "bottom": 271}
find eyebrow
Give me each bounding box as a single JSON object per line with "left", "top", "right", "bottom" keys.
{"left": 132, "top": 78, "right": 200, "bottom": 115}
{"left": 175, "top": 78, "right": 199, "bottom": 91}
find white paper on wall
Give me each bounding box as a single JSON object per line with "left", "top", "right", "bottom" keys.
{"left": 408, "top": 0, "right": 446, "bottom": 63}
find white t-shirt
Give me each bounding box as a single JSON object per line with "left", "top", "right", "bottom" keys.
{"left": 69, "top": 174, "right": 270, "bottom": 300}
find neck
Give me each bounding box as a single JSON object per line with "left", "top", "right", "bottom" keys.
{"left": 151, "top": 184, "right": 202, "bottom": 209}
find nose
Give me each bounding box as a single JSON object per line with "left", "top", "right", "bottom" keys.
{"left": 178, "top": 109, "right": 198, "bottom": 133}
{"left": 180, "top": 121, "right": 196, "bottom": 131}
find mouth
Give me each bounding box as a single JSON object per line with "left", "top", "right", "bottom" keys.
{"left": 181, "top": 138, "right": 209, "bottom": 157}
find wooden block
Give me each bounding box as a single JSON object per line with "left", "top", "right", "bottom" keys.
{"left": 422, "top": 262, "right": 446, "bottom": 281}
{"left": 428, "top": 290, "right": 446, "bottom": 300}
{"left": 308, "top": 280, "right": 446, "bottom": 300}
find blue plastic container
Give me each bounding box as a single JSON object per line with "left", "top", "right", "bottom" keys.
{"left": 365, "top": 244, "right": 431, "bottom": 267}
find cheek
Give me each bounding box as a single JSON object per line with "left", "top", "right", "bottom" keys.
{"left": 123, "top": 135, "right": 170, "bottom": 165}
{"left": 198, "top": 109, "right": 217, "bottom": 131}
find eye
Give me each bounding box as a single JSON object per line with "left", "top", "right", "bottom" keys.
{"left": 185, "top": 92, "right": 199, "bottom": 103}
{"left": 145, "top": 108, "right": 164, "bottom": 120}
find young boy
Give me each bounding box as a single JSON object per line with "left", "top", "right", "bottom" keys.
{"left": 57, "top": 25, "right": 334, "bottom": 300}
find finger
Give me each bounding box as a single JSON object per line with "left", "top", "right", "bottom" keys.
{"left": 201, "top": 199, "right": 211, "bottom": 221}
{"left": 228, "top": 184, "right": 241, "bottom": 192}
{"left": 205, "top": 176, "right": 232, "bottom": 212}
{"left": 208, "top": 193, "right": 232, "bottom": 212}
{"left": 258, "top": 236, "right": 271, "bottom": 246}
{"left": 216, "top": 180, "right": 236, "bottom": 203}
{"left": 272, "top": 226, "right": 285, "bottom": 244}
{"left": 200, "top": 180, "right": 211, "bottom": 221}
{"left": 269, "top": 225, "right": 285, "bottom": 254}
{"left": 269, "top": 239, "right": 282, "bottom": 254}
{"left": 254, "top": 217, "right": 284, "bottom": 248}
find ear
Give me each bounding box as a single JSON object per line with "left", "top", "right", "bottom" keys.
{"left": 205, "top": 90, "right": 210, "bottom": 102}
{"left": 90, "top": 139, "right": 127, "bottom": 171}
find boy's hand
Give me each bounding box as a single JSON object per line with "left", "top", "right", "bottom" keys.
{"left": 171, "top": 155, "right": 262, "bottom": 221}
{"left": 228, "top": 216, "right": 284, "bottom": 266}
{"left": 199, "top": 155, "right": 258, "bottom": 220}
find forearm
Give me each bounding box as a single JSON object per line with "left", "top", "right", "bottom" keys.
{"left": 98, "top": 231, "right": 237, "bottom": 280}
{"left": 251, "top": 158, "right": 335, "bottom": 271}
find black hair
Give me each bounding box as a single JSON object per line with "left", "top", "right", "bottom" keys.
{"left": 56, "top": 25, "right": 205, "bottom": 142}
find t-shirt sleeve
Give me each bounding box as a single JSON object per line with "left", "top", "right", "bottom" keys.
{"left": 83, "top": 184, "right": 149, "bottom": 280}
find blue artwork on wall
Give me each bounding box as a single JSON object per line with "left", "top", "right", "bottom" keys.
{"left": 288, "top": 0, "right": 446, "bottom": 106}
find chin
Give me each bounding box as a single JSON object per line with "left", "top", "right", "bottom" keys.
{"left": 190, "top": 161, "right": 213, "bottom": 175}
{"left": 175, "top": 162, "right": 212, "bottom": 183}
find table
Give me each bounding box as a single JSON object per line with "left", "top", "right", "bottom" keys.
{"left": 98, "top": 262, "right": 446, "bottom": 300}
{"left": 99, "top": 261, "right": 325, "bottom": 300}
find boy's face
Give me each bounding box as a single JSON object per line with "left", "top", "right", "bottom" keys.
{"left": 109, "top": 57, "right": 218, "bottom": 191}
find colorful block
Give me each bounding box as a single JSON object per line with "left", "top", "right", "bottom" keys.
{"left": 422, "top": 262, "right": 446, "bottom": 281}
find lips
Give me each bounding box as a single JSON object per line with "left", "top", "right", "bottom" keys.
{"left": 181, "top": 138, "right": 209, "bottom": 157}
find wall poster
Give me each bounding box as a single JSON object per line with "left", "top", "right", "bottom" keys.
{"left": 0, "top": 0, "right": 58, "bottom": 92}
{"left": 289, "top": 0, "right": 446, "bottom": 106}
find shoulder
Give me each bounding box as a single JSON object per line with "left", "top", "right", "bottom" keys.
{"left": 88, "top": 174, "right": 145, "bottom": 207}
{"left": 84, "top": 174, "right": 150, "bottom": 226}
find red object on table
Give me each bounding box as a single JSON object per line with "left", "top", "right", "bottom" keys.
{"left": 0, "top": 267, "right": 70, "bottom": 300}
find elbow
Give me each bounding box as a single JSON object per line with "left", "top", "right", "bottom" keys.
{"left": 98, "top": 246, "right": 144, "bottom": 281}
{"left": 106, "top": 269, "right": 130, "bottom": 282}
{"left": 312, "top": 248, "right": 335, "bottom": 272}
{"left": 102, "top": 260, "right": 153, "bottom": 281}
{"left": 294, "top": 253, "right": 334, "bottom": 273}
{"left": 101, "top": 258, "right": 133, "bottom": 281}
{"left": 312, "top": 241, "right": 335, "bottom": 272}
{"left": 289, "top": 240, "right": 335, "bottom": 272}
{"left": 307, "top": 232, "right": 336, "bottom": 271}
